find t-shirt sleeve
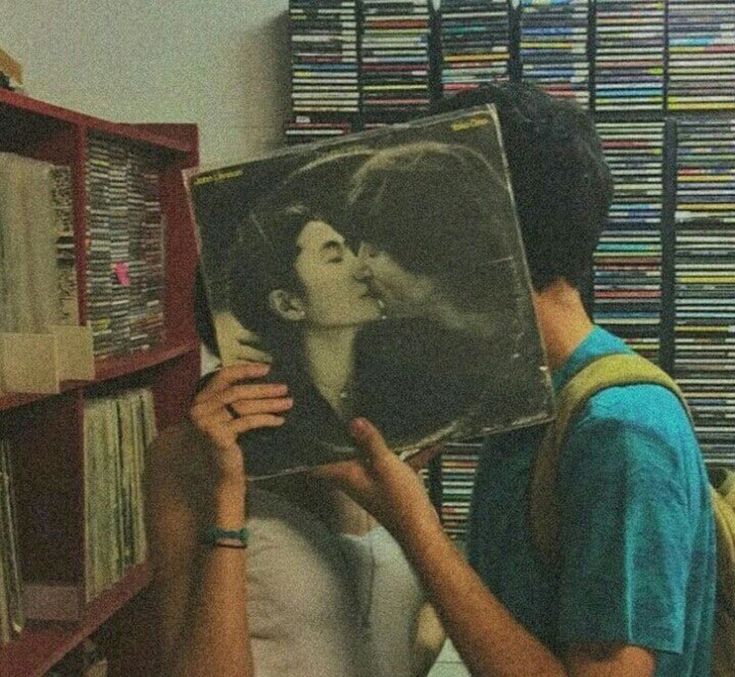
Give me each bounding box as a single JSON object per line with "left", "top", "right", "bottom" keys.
{"left": 555, "top": 386, "right": 694, "bottom": 653}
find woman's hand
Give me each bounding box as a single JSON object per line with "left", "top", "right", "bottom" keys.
{"left": 190, "top": 362, "right": 293, "bottom": 488}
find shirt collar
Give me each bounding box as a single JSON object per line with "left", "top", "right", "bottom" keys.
{"left": 551, "top": 325, "right": 631, "bottom": 392}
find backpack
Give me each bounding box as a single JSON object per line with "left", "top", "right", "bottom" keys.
{"left": 529, "top": 352, "right": 735, "bottom": 677}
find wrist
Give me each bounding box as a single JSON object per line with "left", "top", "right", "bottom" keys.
{"left": 213, "top": 481, "right": 247, "bottom": 527}
{"left": 399, "top": 505, "right": 445, "bottom": 555}
{"left": 200, "top": 524, "right": 250, "bottom": 549}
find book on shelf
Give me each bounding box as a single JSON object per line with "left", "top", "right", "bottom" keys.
{"left": 186, "top": 106, "right": 554, "bottom": 479}
{"left": 82, "top": 389, "right": 156, "bottom": 604}
{"left": 23, "top": 388, "right": 157, "bottom": 621}
{"left": 0, "top": 438, "right": 23, "bottom": 645}
{"left": 0, "top": 152, "right": 94, "bottom": 394}
{"left": 0, "top": 153, "right": 73, "bottom": 335}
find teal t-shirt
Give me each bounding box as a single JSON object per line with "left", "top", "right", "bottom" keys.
{"left": 467, "top": 326, "right": 716, "bottom": 675}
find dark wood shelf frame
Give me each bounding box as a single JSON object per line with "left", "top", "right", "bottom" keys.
{"left": 0, "top": 564, "right": 150, "bottom": 677}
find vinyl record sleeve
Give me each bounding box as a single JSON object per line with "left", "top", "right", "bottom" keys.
{"left": 186, "top": 106, "right": 554, "bottom": 478}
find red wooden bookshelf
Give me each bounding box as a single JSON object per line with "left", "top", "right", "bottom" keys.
{"left": 0, "top": 564, "right": 150, "bottom": 677}
{"left": 0, "top": 89, "right": 200, "bottom": 676}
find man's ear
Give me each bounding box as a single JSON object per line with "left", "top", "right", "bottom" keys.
{"left": 268, "top": 289, "right": 306, "bottom": 321}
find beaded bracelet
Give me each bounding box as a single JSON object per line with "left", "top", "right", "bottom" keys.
{"left": 200, "top": 525, "right": 249, "bottom": 548}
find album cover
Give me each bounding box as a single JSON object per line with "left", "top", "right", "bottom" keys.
{"left": 186, "top": 106, "right": 554, "bottom": 478}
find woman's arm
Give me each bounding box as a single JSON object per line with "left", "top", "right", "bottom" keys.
{"left": 147, "top": 363, "right": 292, "bottom": 677}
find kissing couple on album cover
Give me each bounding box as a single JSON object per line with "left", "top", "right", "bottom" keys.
{"left": 188, "top": 107, "right": 554, "bottom": 478}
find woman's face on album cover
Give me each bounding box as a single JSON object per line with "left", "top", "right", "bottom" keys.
{"left": 289, "top": 219, "right": 383, "bottom": 328}
{"left": 356, "top": 242, "right": 434, "bottom": 318}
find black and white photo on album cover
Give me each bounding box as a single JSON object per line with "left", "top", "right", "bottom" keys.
{"left": 186, "top": 106, "right": 554, "bottom": 478}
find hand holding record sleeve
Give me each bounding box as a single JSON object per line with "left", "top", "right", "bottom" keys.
{"left": 189, "top": 362, "right": 293, "bottom": 486}
{"left": 312, "top": 418, "right": 444, "bottom": 546}
{"left": 187, "top": 106, "right": 554, "bottom": 478}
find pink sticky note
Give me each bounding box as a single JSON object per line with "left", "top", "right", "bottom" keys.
{"left": 114, "top": 262, "right": 131, "bottom": 287}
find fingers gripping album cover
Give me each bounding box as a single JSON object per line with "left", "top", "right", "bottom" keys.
{"left": 186, "top": 106, "right": 555, "bottom": 478}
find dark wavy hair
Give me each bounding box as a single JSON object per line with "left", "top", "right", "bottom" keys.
{"left": 432, "top": 81, "right": 613, "bottom": 291}
{"left": 226, "top": 148, "right": 374, "bottom": 357}
{"left": 347, "top": 141, "right": 517, "bottom": 313}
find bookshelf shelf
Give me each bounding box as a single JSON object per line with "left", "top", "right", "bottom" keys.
{"left": 0, "top": 389, "right": 73, "bottom": 413}
{"left": 93, "top": 339, "right": 199, "bottom": 383}
{"left": 0, "top": 93, "right": 199, "bottom": 674}
{"left": 0, "top": 563, "right": 150, "bottom": 677}
{"left": 0, "top": 341, "right": 199, "bottom": 412}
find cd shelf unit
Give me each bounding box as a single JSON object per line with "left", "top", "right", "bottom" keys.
{"left": 286, "top": 0, "right": 735, "bottom": 540}
{"left": 0, "top": 89, "right": 200, "bottom": 677}
{"left": 285, "top": 0, "right": 438, "bottom": 143}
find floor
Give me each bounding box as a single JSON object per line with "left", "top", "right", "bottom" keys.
{"left": 427, "top": 640, "right": 471, "bottom": 677}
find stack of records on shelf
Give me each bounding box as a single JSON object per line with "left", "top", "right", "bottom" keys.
{"left": 518, "top": 0, "right": 590, "bottom": 107}
{"left": 0, "top": 439, "right": 24, "bottom": 645}
{"left": 0, "top": 153, "right": 76, "bottom": 335}
{"left": 593, "top": 0, "right": 664, "bottom": 111}
{"left": 51, "top": 166, "right": 79, "bottom": 325}
{"left": 673, "top": 118, "right": 735, "bottom": 466}
{"left": 440, "top": 441, "right": 481, "bottom": 540}
{"left": 286, "top": 0, "right": 360, "bottom": 144}
{"left": 85, "top": 134, "right": 165, "bottom": 358}
{"left": 593, "top": 122, "right": 664, "bottom": 364}
{"left": 667, "top": 0, "right": 735, "bottom": 112}
{"left": 360, "top": 0, "right": 433, "bottom": 124}
{"left": 83, "top": 388, "right": 157, "bottom": 602}
{"left": 439, "top": 0, "right": 512, "bottom": 95}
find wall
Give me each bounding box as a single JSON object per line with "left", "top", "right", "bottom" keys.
{"left": 1, "top": 0, "right": 291, "bottom": 164}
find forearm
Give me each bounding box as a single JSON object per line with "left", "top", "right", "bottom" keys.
{"left": 401, "top": 517, "right": 566, "bottom": 677}
{"left": 172, "top": 483, "right": 253, "bottom": 677}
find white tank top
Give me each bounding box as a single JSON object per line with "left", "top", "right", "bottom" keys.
{"left": 245, "top": 488, "right": 426, "bottom": 677}
{"left": 338, "top": 527, "right": 427, "bottom": 677}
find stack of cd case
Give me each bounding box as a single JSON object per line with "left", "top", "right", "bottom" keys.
{"left": 440, "top": 441, "right": 481, "bottom": 540}
{"left": 85, "top": 134, "right": 165, "bottom": 358}
{"left": 518, "top": 0, "right": 590, "bottom": 107}
{"left": 667, "top": 0, "right": 735, "bottom": 112}
{"left": 360, "top": 0, "right": 433, "bottom": 123}
{"left": 286, "top": 0, "right": 360, "bottom": 143}
{"left": 593, "top": 0, "right": 665, "bottom": 111}
{"left": 85, "top": 134, "right": 116, "bottom": 357}
{"left": 439, "top": 0, "right": 512, "bottom": 95}
{"left": 593, "top": 122, "right": 665, "bottom": 364}
{"left": 673, "top": 118, "right": 735, "bottom": 466}
{"left": 135, "top": 156, "right": 166, "bottom": 351}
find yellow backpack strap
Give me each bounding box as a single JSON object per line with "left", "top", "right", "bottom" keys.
{"left": 708, "top": 467, "right": 735, "bottom": 677}
{"left": 710, "top": 474, "right": 735, "bottom": 614}
{"left": 529, "top": 352, "right": 689, "bottom": 563}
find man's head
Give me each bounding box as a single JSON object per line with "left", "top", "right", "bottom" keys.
{"left": 347, "top": 140, "right": 515, "bottom": 314}
{"left": 432, "top": 82, "right": 613, "bottom": 291}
